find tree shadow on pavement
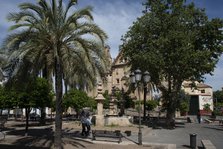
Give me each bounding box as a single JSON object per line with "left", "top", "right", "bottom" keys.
{"left": 182, "top": 145, "right": 203, "bottom": 149}
{"left": 1, "top": 127, "right": 93, "bottom": 149}
{"left": 0, "top": 144, "right": 50, "bottom": 149}
{"left": 203, "top": 126, "right": 223, "bottom": 131}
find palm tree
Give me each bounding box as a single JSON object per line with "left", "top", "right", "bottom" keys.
{"left": 2, "top": 0, "right": 107, "bottom": 148}
{"left": 0, "top": 49, "right": 9, "bottom": 81}
{"left": 0, "top": 51, "right": 9, "bottom": 82}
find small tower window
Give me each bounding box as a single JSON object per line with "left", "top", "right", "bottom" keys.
{"left": 116, "top": 79, "right": 120, "bottom": 84}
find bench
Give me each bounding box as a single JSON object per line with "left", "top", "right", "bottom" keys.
{"left": 201, "top": 140, "right": 216, "bottom": 149}
{"left": 203, "top": 118, "right": 213, "bottom": 124}
{"left": 92, "top": 130, "right": 122, "bottom": 143}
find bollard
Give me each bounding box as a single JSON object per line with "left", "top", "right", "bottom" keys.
{"left": 190, "top": 133, "right": 197, "bottom": 149}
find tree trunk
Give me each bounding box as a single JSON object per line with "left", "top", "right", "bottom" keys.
{"left": 76, "top": 110, "right": 79, "bottom": 119}
{"left": 64, "top": 80, "right": 68, "bottom": 94}
{"left": 54, "top": 57, "right": 63, "bottom": 149}
{"left": 40, "top": 107, "right": 46, "bottom": 125}
{"left": 166, "top": 108, "right": 175, "bottom": 129}
{"left": 25, "top": 107, "right": 29, "bottom": 136}
{"left": 7, "top": 109, "right": 10, "bottom": 119}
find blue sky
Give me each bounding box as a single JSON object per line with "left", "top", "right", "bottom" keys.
{"left": 0, "top": 0, "right": 223, "bottom": 91}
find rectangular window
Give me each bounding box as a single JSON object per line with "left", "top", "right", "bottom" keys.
{"left": 116, "top": 79, "right": 119, "bottom": 84}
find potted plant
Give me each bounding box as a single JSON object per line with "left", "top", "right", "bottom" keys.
{"left": 203, "top": 103, "right": 211, "bottom": 115}
{"left": 125, "top": 130, "right": 131, "bottom": 136}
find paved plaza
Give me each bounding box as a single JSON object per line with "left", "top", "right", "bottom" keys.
{"left": 0, "top": 118, "right": 222, "bottom": 148}
{"left": 140, "top": 121, "right": 223, "bottom": 148}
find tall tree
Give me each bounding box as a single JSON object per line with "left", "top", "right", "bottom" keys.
{"left": 0, "top": 51, "right": 8, "bottom": 81}
{"left": 121, "top": 0, "right": 223, "bottom": 127}
{"left": 213, "top": 90, "right": 223, "bottom": 103}
{"left": 2, "top": 0, "right": 107, "bottom": 148}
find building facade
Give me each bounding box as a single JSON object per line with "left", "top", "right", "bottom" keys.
{"left": 182, "top": 80, "right": 213, "bottom": 115}
{"left": 103, "top": 48, "right": 214, "bottom": 116}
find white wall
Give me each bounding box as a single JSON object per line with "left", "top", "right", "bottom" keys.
{"left": 199, "top": 95, "right": 214, "bottom": 111}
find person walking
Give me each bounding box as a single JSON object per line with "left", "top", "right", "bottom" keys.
{"left": 197, "top": 110, "right": 201, "bottom": 123}
{"left": 85, "top": 112, "right": 91, "bottom": 136}
{"left": 80, "top": 110, "right": 87, "bottom": 136}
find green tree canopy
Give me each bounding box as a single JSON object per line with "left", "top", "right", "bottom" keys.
{"left": 0, "top": 86, "right": 16, "bottom": 109}
{"left": 0, "top": 77, "right": 53, "bottom": 135}
{"left": 1, "top": 77, "right": 53, "bottom": 110}
{"left": 146, "top": 100, "right": 158, "bottom": 111}
{"left": 30, "top": 77, "right": 53, "bottom": 109}
{"left": 213, "top": 90, "right": 223, "bottom": 103}
{"left": 63, "top": 88, "right": 96, "bottom": 115}
{"left": 121, "top": 0, "right": 223, "bottom": 126}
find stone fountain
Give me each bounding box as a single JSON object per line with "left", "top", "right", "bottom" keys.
{"left": 104, "top": 86, "right": 131, "bottom": 126}
{"left": 94, "top": 81, "right": 105, "bottom": 126}
{"left": 94, "top": 83, "right": 131, "bottom": 126}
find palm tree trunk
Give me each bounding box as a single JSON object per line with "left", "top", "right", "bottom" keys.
{"left": 41, "top": 64, "right": 48, "bottom": 125}
{"left": 54, "top": 57, "right": 63, "bottom": 149}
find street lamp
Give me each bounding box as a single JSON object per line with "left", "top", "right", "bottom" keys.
{"left": 143, "top": 71, "right": 150, "bottom": 121}
{"left": 130, "top": 69, "right": 150, "bottom": 145}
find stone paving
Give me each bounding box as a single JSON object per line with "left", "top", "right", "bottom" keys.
{"left": 0, "top": 118, "right": 222, "bottom": 149}
{"left": 140, "top": 119, "right": 223, "bottom": 149}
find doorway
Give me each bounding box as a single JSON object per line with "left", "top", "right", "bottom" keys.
{"left": 189, "top": 95, "right": 199, "bottom": 115}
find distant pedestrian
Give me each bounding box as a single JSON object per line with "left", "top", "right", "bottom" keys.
{"left": 197, "top": 110, "right": 201, "bottom": 123}
{"left": 85, "top": 111, "right": 91, "bottom": 136}
{"left": 80, "top": 110, "right": 87, "bottom": 136}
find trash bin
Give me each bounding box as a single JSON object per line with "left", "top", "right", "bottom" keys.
{"left": 190, "top": 133, "right": 197, "bottom": 149}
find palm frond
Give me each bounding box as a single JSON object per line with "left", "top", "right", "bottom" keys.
{"left": 9, "top": 23, "right": 32, "bottom": 31}
{"left": 66, "top": 6, "right": 94, "bottom": 23}
{"left": 4, "top": 0, "right": 108, "bottom": 92}
{"left": 19, "top": 2, "right": 44, "bottom": 19}
{"left": 63, "top": 0, "right": 77, "bottom": 22}
{"left": 7, "top": 11, "right": 37, "bottom": 24}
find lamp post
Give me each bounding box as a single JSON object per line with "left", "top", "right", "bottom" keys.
{"left": 130, "top": 69, "right": 150, "bottom": 145}
{"left": 143, "top": 71, "right": 150, "bottom": 121}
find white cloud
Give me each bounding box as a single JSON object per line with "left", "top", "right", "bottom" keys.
{"left": 77, "top": 0, "right": 143, "bottom": 58}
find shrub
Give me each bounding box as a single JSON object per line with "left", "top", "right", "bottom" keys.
{"left": 146, "top": 100, "right": 158, "bottom": 111}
